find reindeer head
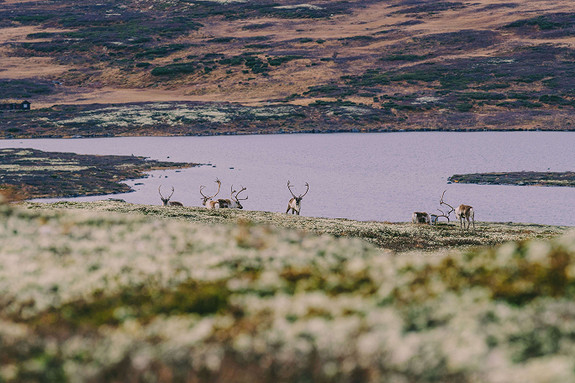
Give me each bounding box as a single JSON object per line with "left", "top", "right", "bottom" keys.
{"left": 230, "top": 185, "right": 248, "bottom": 209}
{"left": 158, "top": 185, "right": 175, "bottom": 206}
{"left": 200, "top": 179, "right": 221, "bottom": 206}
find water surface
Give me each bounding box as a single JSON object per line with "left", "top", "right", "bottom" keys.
{"left": 1, "top": 132, "right": 573, "bottom": 225}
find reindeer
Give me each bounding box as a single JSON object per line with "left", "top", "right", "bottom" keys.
{"left": 215, "top": 185, "right": 248, "bottom": 209}
{"left": 158, "top": 185, "right": 184, "bottom": 207}
{"left": 200, "top": 179, "right": 222, "bottom": 209}
{"left": 286, "top": 181, "right": 309, "bottom": 215}
{"left": 412, "top": 212, "right": 431, "bottom": 224}
{"left": 455, "top": 204, "right": 475, "bottom": 231}
{"left": 228, "top": 185, "right": 248, "bottom": 209}
{"left": 440, "top": 190, "right": 475, "bottom": 230}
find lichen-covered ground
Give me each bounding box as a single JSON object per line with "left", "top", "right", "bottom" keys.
{"left": 1, "top": 201, "right": 574, "bottom": 382}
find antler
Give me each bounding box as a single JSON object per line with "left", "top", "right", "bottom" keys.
{"left": 159, "top": 185, "right": 174, "bottom": 200}
{"left": 200, "top": 179, "right": 221, "bottom": 200}
{"left": 234, "top": 186, "right": 248, "bottom": 201}
{"left": 436, "top": 208, "right": 451, "bottom": 222}
{"left": 300, "top": 182, "right": 310, "bottom": 198}
{"left": 439, "top": 190, "right": 455, "bottom": 216}
{"left": 287, "top": 180, "right": 297, "bottom": 198}
{"left": 199, "top": 185, "right": 208, "bottom": 199}
{"left": 213, "top": 179, "right": 221, "bottom": 198}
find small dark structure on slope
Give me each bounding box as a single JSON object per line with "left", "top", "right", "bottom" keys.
{"left": 0, "top": 101, "right": 31, "bottom": 111}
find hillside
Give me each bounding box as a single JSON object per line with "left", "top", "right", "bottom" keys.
{"left": 1, "top": 201, "right": 574, "bottom": 382}
{"left": 2, "top": 0, "right": 575, "bottom": 136}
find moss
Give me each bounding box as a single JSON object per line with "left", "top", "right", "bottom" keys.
{"left": 29, "top": 281, "right": 230, "bottom": 329}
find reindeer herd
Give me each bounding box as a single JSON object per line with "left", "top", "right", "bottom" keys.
{"left": 158, "top": 179, "right": 310, "bottom": 215}
{"left": 159, "top": 181, "right": 475, "bottom": 230}
{"left": 412, "top": 190, "right": 475, "bottom": 231}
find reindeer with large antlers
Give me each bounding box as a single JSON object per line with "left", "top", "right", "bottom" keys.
{"left": 228, "top": 185, "right": 248, "bottom": 209}
{"left": 215, "top": 185, "right": 249, "bottom": 209}
{"left": 440, "top": 190, "right": 475, "bottom": 230}
{"left": 200, "top": 179, "right": 222, "bottom": 209}
{"left": 158, "top": 185, "right": 184, "bottom": 206}
{"left": 286, "top": 181, "right": 309, "bottom": 215}
{"left": 158, "top": 185, "right": 184, "bottom": 207}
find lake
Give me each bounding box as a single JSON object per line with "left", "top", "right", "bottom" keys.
{"left": 0, "top": 132, "right": 574, "bottom": 225}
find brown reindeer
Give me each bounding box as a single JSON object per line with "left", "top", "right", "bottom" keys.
{"left": 455, "top": 204, "right": 475, "bottom": 231}
{"left": 440, "top": 190, "right": 475, "bottom": 230}
{"left": 286, "top": 181, "right": 309, "bottom": 215}
{"left": 158, "top": 185, "right": 183, "bottom": 207}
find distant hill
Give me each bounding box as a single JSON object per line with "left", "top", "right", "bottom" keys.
{"left": 2, "top": 0, "right": 575, "bottom": 136}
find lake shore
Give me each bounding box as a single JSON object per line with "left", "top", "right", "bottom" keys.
{"left": 0, "top": 148, "right": 196, "bottom": 200}
{"left": 2, "top": 101, "right": 575, "bottom": 139}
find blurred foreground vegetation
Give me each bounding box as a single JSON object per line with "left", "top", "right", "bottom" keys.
{"left": 1, "top": 201, "right": 574, "bottom": 382}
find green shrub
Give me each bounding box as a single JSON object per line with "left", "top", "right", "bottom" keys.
{"left": 151, "top": 62, "right": 198, "bottom": 76}
{"left": 455, "top": 102, "right": 473, "bottom": 112}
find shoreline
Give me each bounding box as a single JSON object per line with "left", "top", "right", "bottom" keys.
{"left": 1, "top": 126, "right": 574, "bottom": 140}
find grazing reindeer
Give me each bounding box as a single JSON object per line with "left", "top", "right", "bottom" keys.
{"left": 455, "top": 204, "right": 475, "bottom": 231}
{"left": 286, "top": 180, "right": 309, "bottom": 215}
{"left": 412, "top": 212, "right": 431, "bottom": 224}
{"left": 158, "top": 185, "right": 183, "bottom": 207}
{"left": 216, "top": 185, "right": 248, "bottom": 209}
{"left": 440, "top": 190, "right": 475, "bottom": 230}
{"left": 229, "top": 185, "right": 248, "bottom": 209}
{"left": 200, "top": 179, "right": 222, "bottom": 209}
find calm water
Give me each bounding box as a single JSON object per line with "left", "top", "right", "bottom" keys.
{"left": 1, "top": 132, "right": 574, "bottom": 225}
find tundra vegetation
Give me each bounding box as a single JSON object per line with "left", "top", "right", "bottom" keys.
{"left": 0, "top": 199, "right": 573, "bottom": 382}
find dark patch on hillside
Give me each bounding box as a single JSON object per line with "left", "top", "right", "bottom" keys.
{"left": 505, "top": 13, "right": 575, "bottom": 38}
{"left": 391, "top": 1, "right": 467, "bottom": 15}
{"left": 386, "top": 30, "right": 501, "bottom": 59}
{"left": 0, "top": 79, "right": 58, "bottom": 99}
{"left": 341, "top": 44, "right": 575, "bottom": 111}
